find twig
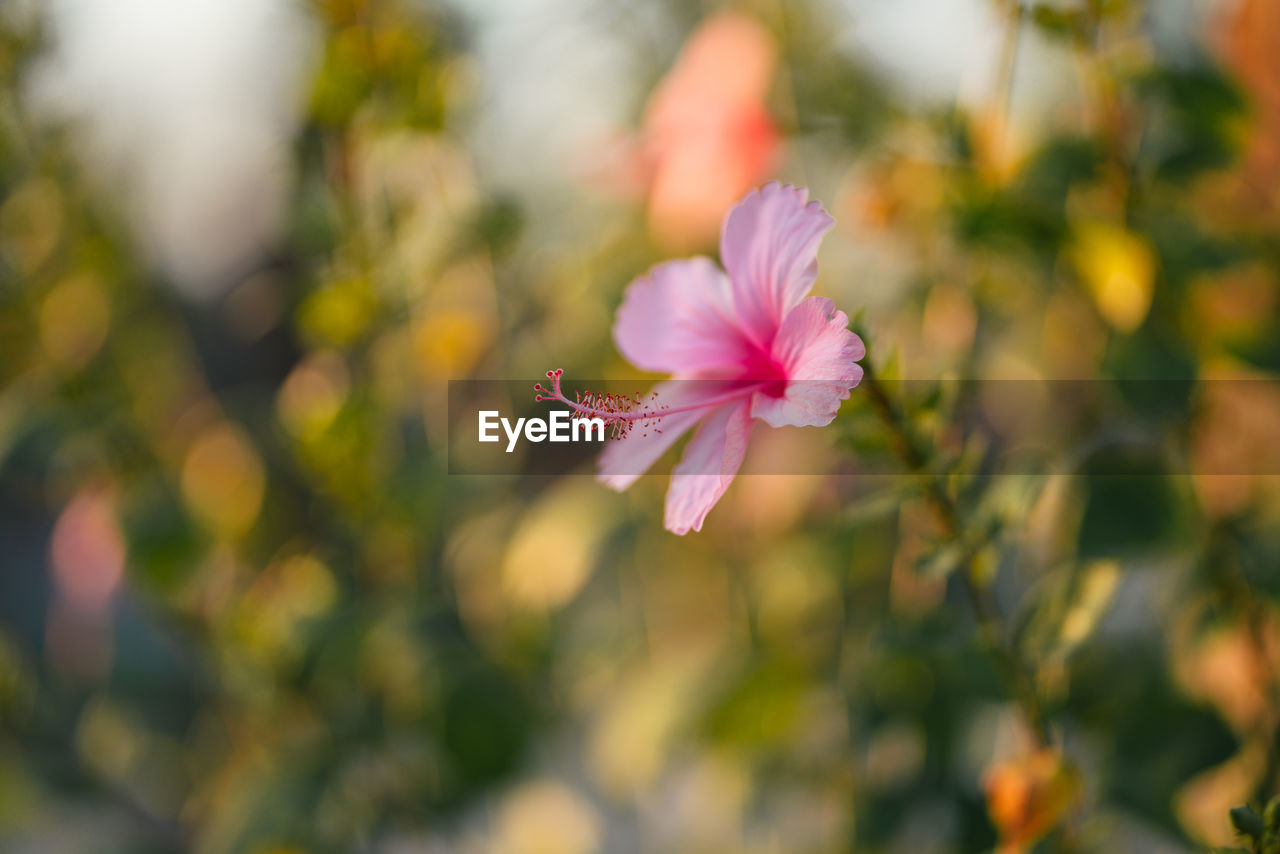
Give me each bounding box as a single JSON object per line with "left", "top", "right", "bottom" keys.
{"left": 992, "top": 0, "right": 1026, "bottom": 139}
{"left": 860, "top": 355, "right": 1052, "bottom": 748}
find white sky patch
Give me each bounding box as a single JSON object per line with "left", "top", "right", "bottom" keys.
{"left": 841, "top": 0, "right": 1007, "bottom": 107}
{"left": 838, "top": 0, "right": 1080, "bottom": 133}
{"left": 29, "top": 0, "right": 316, "bottom": 298}
{"left": 460, "top": 0, "right": 653, "bottom": 193}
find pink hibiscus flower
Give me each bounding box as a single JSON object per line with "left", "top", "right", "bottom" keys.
{"left": 537, "top": 183, "right": 864, "bottom": 534}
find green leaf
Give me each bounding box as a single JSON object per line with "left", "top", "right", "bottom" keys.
{"left": 1231, "top": 804, "right": 1265, "bottom": 844}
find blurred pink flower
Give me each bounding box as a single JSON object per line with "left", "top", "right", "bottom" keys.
{"left": 539, "top": 184, "right": 863, "bottom": 534}
{"left": 49, "top": 486, "right": 125, "bottom": 614}
{"left": 638, "top": 12, "right": 781, "bottom": 251}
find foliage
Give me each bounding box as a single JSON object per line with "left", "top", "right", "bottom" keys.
{"left": 0, "top": 1, "right": 1278, "bottom": 852}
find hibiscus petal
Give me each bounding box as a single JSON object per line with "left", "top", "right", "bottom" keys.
{"left": 597, "top": 380, "right": 725, "bottom": 491}
{"left": 751, "top": 296, "right": 865, "bottom": 428}
{"left": 663, "top": 400, "right": 752, "bottom": 534}
{"left": 719, "top": 182, "right": 835, "bottom": 347}
{"left": 613, "top": 257, "right": 754, "bottom": 374}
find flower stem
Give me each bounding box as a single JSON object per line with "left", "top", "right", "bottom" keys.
{"left": 860, "top": 356, "right": 1052, "bottom": 749}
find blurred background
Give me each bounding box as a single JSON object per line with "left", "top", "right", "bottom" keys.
{"left": 1, "top": 0, "right": 1280, "bottom": 851}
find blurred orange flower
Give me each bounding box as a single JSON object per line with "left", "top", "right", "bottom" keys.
{"left": 1221, "top": 0, "right": 1280, "bottom": 208}
{"left": 639, "top": 12, "right": 781, "bottom": 250}
{"left": 984, "top": 748, "right": 1082, "bottom": 854}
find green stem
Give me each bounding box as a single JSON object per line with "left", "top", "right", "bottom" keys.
{"left": 992, "top": 0, "right": 1025, "bottom": 135}
{"left": 860, "top": 356, "right": 1052, "bottom": 749}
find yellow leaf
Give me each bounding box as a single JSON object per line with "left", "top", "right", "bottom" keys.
{"left": 1069, "top": 221, "right": 1156, "bottom": 332}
